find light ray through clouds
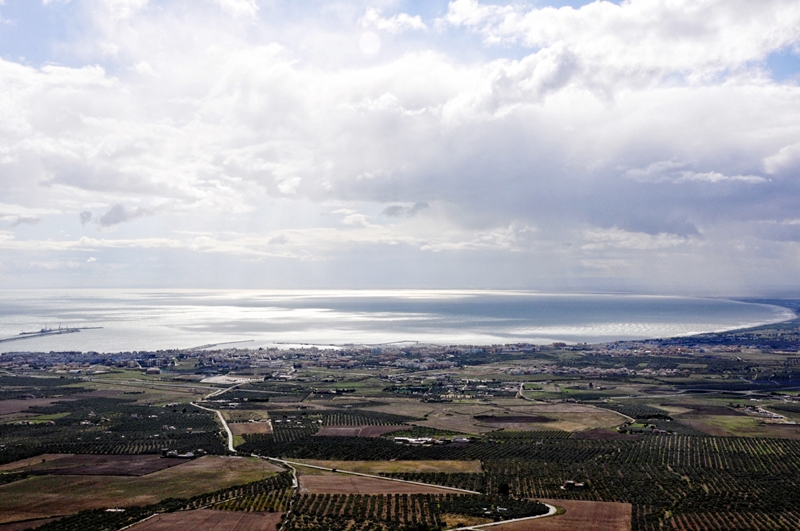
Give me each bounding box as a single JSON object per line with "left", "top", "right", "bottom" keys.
{"left": 1, "top": 0, "right": 800, "bottom": 294}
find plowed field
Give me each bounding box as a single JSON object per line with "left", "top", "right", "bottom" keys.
{"left": 493, "top": 499, "right": 631, "bottom": 531}
{"left": 129, "top": 509, "right": 282, "bottom": 531}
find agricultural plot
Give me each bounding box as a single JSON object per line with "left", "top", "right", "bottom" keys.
{"left": 493, "top": 499, "right": 630, "bottom": 531}
{"left": 248, "top": 433, "right": 800, "bottom": 530}
{"left": 0, "top": 398, "right": 81, "bottom": 417}
{"left": 399, "top": 401, "right": 624, "bottom": 434}
{"left": 599, "top": 404, "right": 672, "bottom": 420}
{"left": 294, "top": 459, "right": 482, "bottom": 475}
{"left": 315, "top": 425, "right": 400, "bottom": 437}
{"left": 298, "top": 471, "right": 459, "bottom": 495}
{"left": 0, "top": 454, "right": 184, "bottom": 476}
{"left": 214, "top": 487, "right": 293, "bottom": 513}
{"left": 0, "top": 376, "right": 88, "bottom": 402}
{"left": 229, "top": 422, "right": 271, "bottom": 436}
{"left": 0, "top": 517, "right": 61, "bottom": 531}
{"left": 480, "top": 437, "right": 800, "bottom": 531}
{"left": 283, "top": 493, "right": 548, "bottom": 531}
{"left": 0, "top": 456, "right": 281, "bottom": 523}
{"left": 263, "top": 408, "right": 416, "bottom": 443}
{"left": 653, "top": 401, "right": 800, "bottom": 438}
{"left": 19, "top": 473, "right": 293, "bottom": 531}
{"left": 0, "top": 398, "right": 227, "bottom": 465}
{"left": 380, "top": 472, "right": 486, "bottom": 493}
{"left": 128, "top": 510, "right": 283, "bottom": 531}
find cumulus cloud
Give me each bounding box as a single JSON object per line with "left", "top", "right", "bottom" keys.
{"left": 0, "top": 0, "right": 800, "bottom": 292}
{"left": 764, "top": 142, "right": 800, "bottom": 175}
{"left": 442, "top": 0, "right": 800, "bottom": 76}
{"left": 212, "top": 0, "right": 258, "bottom": 18}
{"left": 360, "top": 7, "right": 427, "bottom": 34}
{"left": 90, "top": 0, "right": 150, "bottom": 20}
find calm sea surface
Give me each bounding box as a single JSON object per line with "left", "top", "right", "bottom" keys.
{"left": 0, "top": 290, "right": 794, "bottom": 353}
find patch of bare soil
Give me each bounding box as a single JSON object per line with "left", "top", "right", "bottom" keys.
{"left": 0, "top": 399, "right": 77, "bottom": 416}
{"left": 230, "top": 422, "right": 270, "bottom": 435}
{"left": 129, "top": 510, "right": 283, "bottom": 531}
{"left": 474, "top": 415, "right": 553, "bottom": 423}
{"left": 15, "top": 455, "right": 185, "bottom": 477}
{"left": 0, "top": 455, "right": 73, "bottom": 472}
{"left": 0, "top": 517, "right": 62, "bottom": 531}
{"left": 494, "top": 499, "right": 631, "bottom": 531}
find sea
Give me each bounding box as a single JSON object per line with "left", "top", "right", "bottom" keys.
{"left": 0, "top": 290, "right": 794, "bottom": 353}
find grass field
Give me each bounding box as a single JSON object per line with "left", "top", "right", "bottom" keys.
{"left": 0, "top": 454, "right": 72, "bottom": 472}
{"left": 678, "top": 414, "right": 800, "bottom": 438}
{"left": 0, "top": 456, "right": 282, "bottom": 524}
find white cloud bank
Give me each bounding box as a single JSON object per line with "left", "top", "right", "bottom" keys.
{"left": 0, "top": 0, "right": 800, "bottom": 294}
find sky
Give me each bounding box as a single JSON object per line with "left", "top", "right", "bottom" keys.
{"left": 1, "top": 0, "right": 800, "bottom": 295}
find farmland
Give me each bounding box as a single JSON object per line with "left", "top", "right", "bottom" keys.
{"left": 4, "top": 311, "right": 800, "bottom": 530}
{"left": 0, "top": 456, "right": 282, "bottom": 523}
{"left": 493, "top": 499, "right": 631, "bottom": 531}
{"left": 128, "top": 510, "right": 283, "bottom": 531}
{"left": 293, "top": 460, "right": 483, "bottom": 475}
{"left": 298, "top": 472, "right": 462, "bottom": 495}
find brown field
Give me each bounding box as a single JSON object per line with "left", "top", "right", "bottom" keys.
{"left": 0, "top": 518, "right": 61, "bottom": 531}
{"left": 666, "top": 404, "right": 743, "bottom": 416}
{"left": 0, "top": 390, "right": 126, "bottom": 418}
{"left": 1, "top": 454, "right": 184, "bottom": 477}
{"left": 493, "top": 499, "right": 631, "bottom": 531}
{"left": 294, "top": 460, "right": 482, "bottom": 475}
{"left": 230, "top": 422, "right": 271, "bottom": 435}
{"left": 398, "top": 401, "right": 624, "bottom": 434}
{"left": 0, "top": 455, "right": 72, "bottom": 472}
{"left": 129, "top": 509, "right": 282, "bottom": 531}
{"left": 315, "top": 425, "right": 401, "bottom": 437}
{"left": 674, "top": 417, "right": 731, "bottom": 436}
{"left": 0, "top": 398, "right": 75, "bottom": 416}
{"left": 299, "top": 471, "right": 462, "bottom": 495}
{"left": 0, "top": 456, "right": 282, "bottom": 524}
{"left": 474, "top": 415, "right": 553, "bottom": 423}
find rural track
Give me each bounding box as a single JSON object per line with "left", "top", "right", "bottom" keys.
{"left": 449, "top": 502, "right": 558, "bottom": 530}
{"left": 190, "top": 401, "right": 236, "bottom": 453}
{"left": 189, "top": 382, "right": 250, "bottom": 453}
